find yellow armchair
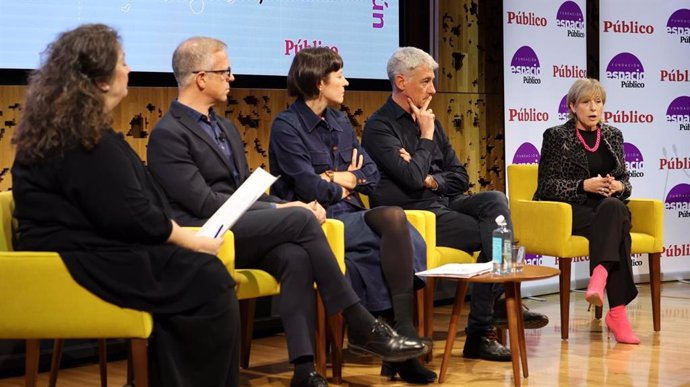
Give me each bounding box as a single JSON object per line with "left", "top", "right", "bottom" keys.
{"left": 0, "top": 191, "right": 153, "bottom": 387}
{"left": 507, "top": 164, "right": 663, "bottom": 340}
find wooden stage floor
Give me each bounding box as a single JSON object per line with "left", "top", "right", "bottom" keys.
{"left": 1, "top": 282, "right": 689, "bottom": 387}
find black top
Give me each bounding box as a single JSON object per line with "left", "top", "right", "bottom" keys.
{"left": 11, "top": 130, "right": 233, "bottom": 313}
{"left": 577, "top": 129, "right": 616, "bottom": 177}
{"left": 361, "top": 96, "right": 470, "bottom": 209}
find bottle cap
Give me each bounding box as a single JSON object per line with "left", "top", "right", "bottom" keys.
{"left": 495, "top": 215, "right": 506, "bottom": 226}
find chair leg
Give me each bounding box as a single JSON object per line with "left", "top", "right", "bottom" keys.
{"left": 127, "top": 343, "right": 134, "bottom": 386}
{"left": 97, "top": 339, "right": 107, "bottom": 387}
{"left": 48, "top": 339, "right": 64, "bottom": 387}
{"left": 315, "top": 292, "right": 327, "bottom": 377}
{"left": 649, "top": 252, "right": 661, "bottom": 331}
{"left": 559, "top": 258, "right": 572, "bottom": 340}
{"left": 415, "top": 288, "right": 425, "bottom": 338}
{"left": 327, "top": 312, "right": 344, "bottom": 384}
{"left": 130, "top": 338, "right": 149, "bottom": 387}
{"left": 25, "top": 339, "right": 40, "bottom": 387}
{"left": 423, "top": 277, "right": 436, "bottom": 362}
{"left": 239, "top": 298, "right": 256, "bottom": 369}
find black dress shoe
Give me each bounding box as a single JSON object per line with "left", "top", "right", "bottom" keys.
{"left": 492, "top": 299, "right": 549, "bottom": 329}
{"left": 348, "top": 319, "right": 429, "bottom": 362}
{"left": 381, "top": 358, "right": 438, "bottom": 384}
{"left": 290, "top": 371, "right": 328, "bottom": 387}
{"left": 463, "top": 330, "right": 511, "bottom": 362}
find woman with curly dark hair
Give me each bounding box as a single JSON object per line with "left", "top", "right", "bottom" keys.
{"left": 11, "top": 24, "right": 240, "bottom": 386}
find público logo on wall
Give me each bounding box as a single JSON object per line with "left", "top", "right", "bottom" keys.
{"left": 558, "top": 95, "right": 569, "bottom": 121}
{"left": 604, "top": 109, "right": 654, "bottom": 124}
{"left": 605, "top": 52, "right": 645, "bottom": 89}
{"left": 506, "top": 9, "right": 547, "bottom": 27}
{"left": 556, "top": 1, "right": 585, "bottom": 38}
{"left": 665, "top": 183, "right": 690, "bottom": 217}
{"left": 666, "top": 8, "right": 690, "bottom": 43}
{"left": 623, "top": 142, "right": 644, "bottom": 178}
{"left": 512, "top": 143, "right": 541, "bottom": 164}
{"left": 666, "top": 96, "right": 690, "bottom": 131}
{"left": 511, "top": 46, "right": 541, "bottom": 84}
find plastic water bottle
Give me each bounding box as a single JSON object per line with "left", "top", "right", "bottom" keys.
{"left": 491, "top": 215, "right": 512, "bottom": 274}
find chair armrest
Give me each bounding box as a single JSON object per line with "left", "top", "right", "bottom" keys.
{"left": 217, "top": 231, "right": 236, "bottom": 274}
{"left": 404, "top": 210, "right": 437, "bottom": 250}
{"left": 184, "top": 226, "right": 236, "bottom": 276}
{"left": 627, "top": 198, "right": 664, "bottom": 252}
{"left": 321, "top": 219, "right": 346, "bottom": 274}
{"left": 511, "top": 199, "right": 574, "bottom": 256}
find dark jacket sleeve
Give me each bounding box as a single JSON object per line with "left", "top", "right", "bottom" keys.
{"left": 350, "top": 137, "right": 380, "bottom": 196}
{"left": 270, "top": 114, "right": 344, "bottom": 205}
{"left": 147, "top": 119, "right": 232, "bottom": 219}
{"left": 606, "top": 127, "right": 632, "bottom": 200}
{"left": 429, "top": 126, "right": 470, "bottom": 196}
{"left": 61, "top": 134, "right": 172, "bottom": 244}
{"left": 535, "top": 127, "right": 583, "bottom": 202}
{"left": 362, "top": 114, "right": 469, "bottom": 195}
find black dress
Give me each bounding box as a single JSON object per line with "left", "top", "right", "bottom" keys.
{"left": 11, "top": 130, "right": 239, "bottom": 387}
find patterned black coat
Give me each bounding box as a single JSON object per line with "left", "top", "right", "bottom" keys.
{"left": 534, "top": 118, "right": 631, "bottom": 204}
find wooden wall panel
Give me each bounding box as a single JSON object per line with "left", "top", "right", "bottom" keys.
{"left": 436, "top": 0, "right": 506, "bottom": 191}
{"left": 0, "top": 86, "right": 25, "bottom": 192}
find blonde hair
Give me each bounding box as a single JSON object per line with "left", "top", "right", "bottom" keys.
{"left": 567, "top": 78, "right": 607, "bottom": 120}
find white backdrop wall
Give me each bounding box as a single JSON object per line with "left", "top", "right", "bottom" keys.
{"left": 504, "top": 0, "right": 588, "bottom": 296}
{"left": 599, "top": 1, "right": 690, "bottom": 283}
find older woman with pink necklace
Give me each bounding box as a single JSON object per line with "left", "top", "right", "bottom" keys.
{"left": 534, "top": 78, "right": 639, "bottom": 344}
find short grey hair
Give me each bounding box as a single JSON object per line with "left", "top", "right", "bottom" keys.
{"left": 567, "top": 78, "right": 607, "bottom": 120}
{"left": 172, "top": 37, "right": 227, "bottom": 87}
{"left": 386, "top": 47, "right": 438, "bottom": 86}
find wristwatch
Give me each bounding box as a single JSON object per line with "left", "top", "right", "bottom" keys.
{"left": 325, "top": 170, "right": 335, "bottom": 182}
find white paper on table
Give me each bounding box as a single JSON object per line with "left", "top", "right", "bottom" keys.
{"left": 196, "top": 167, "right": 278, "bottom": 238}
{"left": 415, "top": 262, "right": 493, "bottom": 278}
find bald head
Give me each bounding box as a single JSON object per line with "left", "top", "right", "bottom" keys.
{"left": 172, "top": 37, "right": 227, "bottom": 87}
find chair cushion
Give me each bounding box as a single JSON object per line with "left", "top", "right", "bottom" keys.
{"left": 0, "top": 252, "right": 152, "bottom": 339}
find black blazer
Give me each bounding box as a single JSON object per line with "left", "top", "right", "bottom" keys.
{"left": 148, "top": 101, "right": 276, "bottom": 226}
{"left": 534, "top": 118, "right": 631, "bottom": 204}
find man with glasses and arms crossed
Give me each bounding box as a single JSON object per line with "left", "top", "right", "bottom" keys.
{"left": 147, "top": 37, "right": 428, "bottom": 387}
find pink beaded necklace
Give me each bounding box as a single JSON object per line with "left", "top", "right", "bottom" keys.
{"left": 576, "top": 125, "right": 601, "bottom": 152}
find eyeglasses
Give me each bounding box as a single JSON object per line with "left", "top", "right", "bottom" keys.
{"left": 192, "top": 66, "right": 232, "bottom": 78}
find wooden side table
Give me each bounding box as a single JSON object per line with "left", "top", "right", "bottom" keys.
{"left": 435, "top": 265, "right": 560, "bottom": 387}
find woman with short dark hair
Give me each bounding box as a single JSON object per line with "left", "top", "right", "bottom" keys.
{"left": 11, "top": 24, "right": 241, "bottom": 386}
{"left": 270, "top": 47, "right": 437, "bottom": 383}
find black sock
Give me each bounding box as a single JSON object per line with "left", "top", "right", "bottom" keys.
{"left": 292, "top": 356, "right": 315, "bottom": 382}
{"left": 392, "top": 293, "right": 418, "bottom": 338}
{"left": 343, "top": 303, "right": 376, "bottom": 337}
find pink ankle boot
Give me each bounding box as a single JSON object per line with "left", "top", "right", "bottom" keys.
{"left": 585, "top": 264, "right": 608, "bottom": 307}
{"left": 605, "top": 305, "right": 640, "bottom": 344}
